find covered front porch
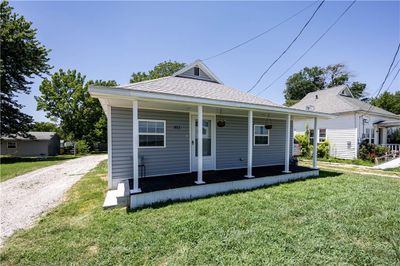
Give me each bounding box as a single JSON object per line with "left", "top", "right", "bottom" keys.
{"left": 372, "top": 120, "right": 400, "bottom": 156}
{"left": 129, "top": 165, "right": 318, "bottom": 209}
{"left": 91, "top": 85, "right": 332, "bottom": 209}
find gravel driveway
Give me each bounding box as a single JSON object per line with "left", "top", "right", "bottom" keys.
{"left": 0, "top": 154, "right": 107, "bottom": 244}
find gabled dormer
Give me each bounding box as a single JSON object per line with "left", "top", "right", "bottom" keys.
{"left": 338, "top": 86, "right": 354, "bottom": 98}
{"left": 172, "top": 60, "right": 223, "bottom": 84}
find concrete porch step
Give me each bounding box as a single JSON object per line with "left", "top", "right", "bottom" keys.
{"left": 103, "top": 180, "right": 130, "bottom": 209}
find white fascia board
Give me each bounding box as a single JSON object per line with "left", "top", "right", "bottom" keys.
{"left": 89, "top": 86, "right": 336, "bottom": 119}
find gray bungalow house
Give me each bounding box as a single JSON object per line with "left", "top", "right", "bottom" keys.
{"left": 1, "top": 132, "right": 60, "bottom": 157}
{"left": 89, "top": 60, "right": 333, "bottom": 209}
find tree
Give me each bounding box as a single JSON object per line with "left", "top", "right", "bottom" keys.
{"left": 36, "top": 69, "right": 117, "bottom": 148}
{"left": 130, "top": 61, "right": 185, "bottom": 83}
{"left": 32, "top": 121, "right": 58, "bottom": 132}
{"left": 0, "top": 1, "right": 51, "bottom": 137}
{"left": 370, "top": 91, "right": 400, "bottom": 115}
{"left": 284, "top": 66, "right": 325, "bottom": 106}
{"left": 284, "top": 64, "right": 367, "bottom": 106}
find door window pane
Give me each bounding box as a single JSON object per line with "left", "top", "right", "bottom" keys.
{"left": 195, "top": 119, "right": 212, "bottom": 156}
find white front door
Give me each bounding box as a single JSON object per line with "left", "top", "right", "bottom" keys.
{"left": 191, "top": 115, "right": 216, "bottom": 171}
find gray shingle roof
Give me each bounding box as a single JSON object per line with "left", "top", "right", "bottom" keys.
{"left": 292, "top": 85, "right": 398, "bottom": 117}
{"left": 117, "top": 76, "right": 281, "bottom": 107}
{"left": 1, "top": 132, "right": 57, "bottom": 141}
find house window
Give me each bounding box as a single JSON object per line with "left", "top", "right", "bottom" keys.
{"left": 139, "top": 120, "right": 166, "bottom": 148}
{"left": 7, "top": 142, "right": 17, "bottom": 149}
{"left": 365, "top": 128, "right": 375, "bottom": 144}
{"left": 309, "top": 129, "right": 315, "bottom": 144}
{"left": 194, "top": 67, "right": 200, "bottom": 76}
{"left": 319, "top": 129, "right": 326, "bottom": 142}
{"left": 254, "top": 125, "right": 269, "bottom": 145}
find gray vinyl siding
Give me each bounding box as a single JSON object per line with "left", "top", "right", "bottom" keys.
{"left": 216, "top": 115, "right": 292, "bottom": 169}
{"left": 253, "top": 118, "right": 293, "bottom": 166}
{"left": 111, "top": 107, "right": 133, "bottom": 180}
{"left": 111, "top": 108, "right": 292, "bottom": 180}
{"left": 111, "top": 107, "right": 190, "bottom": 180}
{"left": 48, "top": 135, "right": 60, "bottom": 156}
{"left": 178, "top": 68, "right": 214, "bottom": 82}
{"left": 216, "top": 115, "right": 247, "bottom": 169}
{"left": 139, "top": 110, "right": 190, "bottom": 176}
{"left": 0, "top": 140, "right": 54, "bottom": 156}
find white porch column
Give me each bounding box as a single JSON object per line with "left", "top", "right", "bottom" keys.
{"left": 374, "top": 126, "right": 379, "bottom": 144}
{"left": 283, "top": 114, "right": 291, "bottom": 173}
{"left": 312, "top": 117, "right": 318, "bottom": 169}
{"left": 245, "top": 110, "right": 254, "bottom": 178}
{"left": 195, "top": 105, "right": 205, "bottom": 184}
{"left": 131, "top": 100, "right": 141, "bottom": 193}
{"left": 382, "top": 128, "right": 388, "bottom": 145}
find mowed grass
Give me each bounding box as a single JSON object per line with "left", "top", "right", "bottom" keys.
{"left": 299, "top": 157, "right": 375, "bottom": 167}
{"left": 1, "top": 161, "right": 399, "bottom": 265}
{"left": 0, "top": 155, "right": 78, "bottom": 182}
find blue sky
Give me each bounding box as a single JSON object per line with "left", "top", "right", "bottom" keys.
{"left": 11, "top": 1, "right": 400, "bottom": 122}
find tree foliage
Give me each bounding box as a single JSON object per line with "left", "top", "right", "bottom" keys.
{"left": 32, "top": 122, "right": 58, "bottom": 132}
{"left": 36, "top": 69, "right": 117, "bottom": 148}
{"left": 0, "top": 1, "right": 51, "bottom": 137}
{"left": 130, "top": 61, "right": 185, "bottom": 83}
{"left": 369, "top": 91, "right": 400, "bottom": 115}
{"left": 284, "top": 64, "right": 367, "bottom": 106}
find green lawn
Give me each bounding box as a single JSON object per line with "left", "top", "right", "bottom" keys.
{"left": 385, "top": 167, "right": 400, "bottom": 172}
{"left": 0, "top": 155, "right": 78, "bottom": 182}
{"left": 299, "top": 157, "right": 374, "bottom": 167}
{"left": 1, "top": 161, "right": 399, "bottom": 265}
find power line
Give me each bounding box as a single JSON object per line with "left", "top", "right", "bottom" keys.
{"left": 256, "top": 0, "right": 357, "bottom": 96}
{"left": 202, "top": 1, "right": 318, "bottom": 61}
{"left": 365, "top": 42, "right": 400, "bottom": 114}
{"left": 247, "top": 0, "right": 326, "bottom": 93}
{"left": 385, "top": 66, "right": 400, "bottom": 92}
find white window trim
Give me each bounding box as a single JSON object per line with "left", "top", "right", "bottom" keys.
{"left": 7, "top": 142, "right": 17, "bottom": 149}
{"left": 138, "top": 119, "right": 166, "bottom": 148}
{"left": 318, "top": 128, "right": 326, "bottom": 143}
{"left": 309, "top": 129, "right": 315, "bottom": 143}
{"left": 253, "top": 124, "right": 270, "bottom": 146}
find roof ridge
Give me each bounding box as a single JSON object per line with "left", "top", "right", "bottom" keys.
{"left": 118, "top": 76, "right": 171, "bottom": 88}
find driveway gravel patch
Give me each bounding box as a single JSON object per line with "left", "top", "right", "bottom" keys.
{"left": 0, "top": 154, "right": 107, "bottom": 244}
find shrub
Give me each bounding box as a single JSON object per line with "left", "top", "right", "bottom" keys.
{"left": 295, "top": 134, "right": 311, "bottom": 157}
{"left": 317, "top": 140, "right": 330, "bottom": 158}
{"left": 75, "top": 140, "right": 90, "bottom": 154}
{"left": 359, "top": 143, "right": 389, "bottom": 162}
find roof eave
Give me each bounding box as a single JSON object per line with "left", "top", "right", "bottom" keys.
{"left": 89, "top": 85, "right": 336, "bottom": 119}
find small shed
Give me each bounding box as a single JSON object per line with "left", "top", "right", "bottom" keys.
{"left": 0, "top": 132, "right": 60, "bottom": 157}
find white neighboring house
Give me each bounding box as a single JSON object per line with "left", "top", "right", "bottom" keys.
{"left": 292, "top": 85, "right": 400, "bottom": 159}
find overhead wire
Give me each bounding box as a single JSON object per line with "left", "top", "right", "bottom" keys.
{"left": 202, "top": 1, "right": 319, "bottom": 61}
{"left": 256, "top": 0, "right": 357, "bottom": 96}
{"left": 364, "top": 42, "right": 400, "bottom": 114}
{"left": 247, "top": 0, "right": 326, "bottom": 93}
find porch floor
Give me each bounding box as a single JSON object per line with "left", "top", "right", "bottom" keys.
{"left": 130, "top": 165, "right": 313, "bottom": 193}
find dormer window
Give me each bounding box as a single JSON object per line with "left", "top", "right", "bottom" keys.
{"left": 194, "top": 67, "right": 200, "bottom": 76}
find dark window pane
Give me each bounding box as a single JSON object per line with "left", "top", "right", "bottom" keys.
{"left": 139, "top": 134, "right": 164, "bottom": 147}
{"left": 194, "top": 67, "right": 200, "bottom": 76}
{"left": 255, "top": 136, "right": 268, "bottom": 145}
